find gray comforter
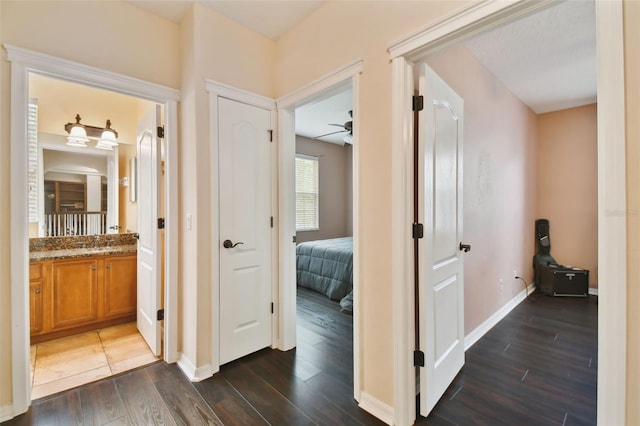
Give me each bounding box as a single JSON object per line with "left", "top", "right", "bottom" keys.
{"left": 296, "top": 237, "right": 353, "bottom": 302}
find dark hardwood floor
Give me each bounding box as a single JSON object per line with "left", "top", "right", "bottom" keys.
{"left": 420, "top": 293, "right": 598, "bottom": 426}
{"left": 3, "top": 290, "right": 596, "bottom": 426}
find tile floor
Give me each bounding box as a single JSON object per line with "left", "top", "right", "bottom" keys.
{"left": 30, "top": 322, "right": 159, "bottom": 400}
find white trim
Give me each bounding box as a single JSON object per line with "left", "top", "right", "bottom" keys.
{"left": 4, "top": 44, "right": 180, "bottom": 102}
{"left": 358, "top": 392, "right": 394, "bottom": 426}
{"left": 276, "top": 63, "right": 363, "bottom": 402}
{"left": 387, "top": 0, "right": 557, "bottom": 61}
{"left": 9, "top": 55, "right": 31, "bottom": 419}
{"left": 276, "top": 59, "right": 363, "bottom": 108}
{"left": 589, "top": 287, "right": 598, "bottom": 296}
{"left": 5, "top": 45, "right": 180, "bottom": 420}
{"left": 205, "top": 79, "right": 275, "bottom": 110}
{"left": 389, "top": 1, "right": 626, "bottom": 424}
{"left": 595, "top": 1, "right": 626, "bottom": 424}
{"left": 206, "top": 81, "right": 277, "bottom": 374}
{"left": 177, "top": 354, "right": 214, "bottom": 382}
{"left": 390, "top": 55, "right": 416, "bottom": 426}
{"left": 464, "top": 284, "right": 535, "bottom": 351}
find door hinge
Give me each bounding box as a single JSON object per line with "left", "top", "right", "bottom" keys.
{"left": 268, "top": 129, "right": 273, "bottom": 142}
{"left": 412, "top": 95, "right": 424, "bottom": 112}
{"left": 271, "top": 302, "right": 274, "bottom": 314}
{"left": 157, "top": 309, "right": 165, "bottom": 321}
{"left": 292, "top": 235, "right": 297, "bottom": 243}
{"left": 414, "top": 350, "right": 425, "bottom": 367}
{"left": 158, "top": 218, "right": 165, "bottom": 229}
{"left": 270, "top": 216, "right": 274, "bottom": 228}
{"left": 412, "top": 223, "right": 424, "bottom": 239}
{"left": 157, "top": 125, "right": 165, "bottom": 139}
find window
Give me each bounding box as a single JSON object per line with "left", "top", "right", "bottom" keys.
{"left": 28, "top": 98, "right": 38, "bottom": 222}
{"left": 295, "top": 154, "right": 319, "bottom": 231}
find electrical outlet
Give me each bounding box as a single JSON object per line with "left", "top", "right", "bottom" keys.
{"left": 514, "top": 270, "right": 518, "bottom": 279}
{"left": 499, "top": 278, "right": 504, "bottom": 290}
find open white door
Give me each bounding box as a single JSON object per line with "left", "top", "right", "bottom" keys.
{"left": 136, "top": 105, "right": 162, "bottom": 356}
{"left": 418, "top": 64, "right": 465, "bottom": 416}
{"left": 218, "top": 97, "right": 273, "bottom": 365}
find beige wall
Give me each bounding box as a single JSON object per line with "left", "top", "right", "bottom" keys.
{"left": 425, "top": 46, "right": 538, "bottom": 334}
{"left": 625, "top": 0, "right": 640, "bottom": 423}
{"left": 0, "top": 0, "right": 180, "bottom": 410}
{"left": 177, "top": 3, "right": 276, "bottom": 370}
{"left": 296, "top": 136, "right": 352, "bottom": 243}
{"left": 537, "top": 104, "right": 598, "bottom": 286}
{"left": 276, "top": 0, "right": 467, "bottom": 404}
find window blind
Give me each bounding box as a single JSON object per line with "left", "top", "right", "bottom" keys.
{"left": 28, "top": 99, "right": 38, "bottom": 222}
{"left": 295, "top": 155, "right": 319, "bottom": 231}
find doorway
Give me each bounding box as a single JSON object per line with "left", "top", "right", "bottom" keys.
{"left": 26, "top": 73, "right": 162, "bottom": 399}
{"left": 388, "top": 1, "right": 625, "bottom": 425}
{"left": 8, "top": 45, "right": 180, "bottom": 414}
{"left": 293, "top": 83, "right": 356, "bottom": 396}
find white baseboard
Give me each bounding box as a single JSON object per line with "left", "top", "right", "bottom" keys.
{"left": 176, "top": 353, "right": 215, "bottom": 382}
{"left": 1, "top": 404, "right": 16, "bottom": 422}
{"left": 589, "top": 287, "right": 598, "bottom": 296}
{"left": 464, "top": 283, "right": 535, "bottom": 351}
{"left": 359, "top": 392, "right": 394, "bottom": 425}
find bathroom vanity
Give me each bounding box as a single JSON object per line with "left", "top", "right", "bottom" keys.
{"left": 29, "top": 233, "right": 138, "bottom": 343}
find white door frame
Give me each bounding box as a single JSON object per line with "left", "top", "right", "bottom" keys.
{"left": 5, "top": 44, "right": 180, "bottom": 418}
{"left": 388, "top": 1, "right": 626, "bottom": 425}
{"left": 276, "top": 59, "right": 363, "bottom": 400}
{"left": 205, "top": 80, "right": 278, "bottom": 372}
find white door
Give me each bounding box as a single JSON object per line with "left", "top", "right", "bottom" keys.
{"left": 218, "top": 97, "right": 273, "bottom": 365}
{"left": 136, "top": 105, "right": 162, "bottom": 356}
{"left": 418, "top": 64, "right": 466, "bottom": 416}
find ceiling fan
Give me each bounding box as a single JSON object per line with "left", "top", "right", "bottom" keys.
{"left": 314, "top": 110, "right": 353, "bottom": 143}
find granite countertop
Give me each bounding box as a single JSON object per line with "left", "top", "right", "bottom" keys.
{"left": 30, "top": 244, "right": 137, "bottom": 262}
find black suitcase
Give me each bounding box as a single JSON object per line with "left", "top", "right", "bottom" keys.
{"left": 539, "top": 264, "right": 589, "bottom": 297}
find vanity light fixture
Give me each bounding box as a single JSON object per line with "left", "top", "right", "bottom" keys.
{"left": 64, "top": 114, "right": 118, "bottom": 149}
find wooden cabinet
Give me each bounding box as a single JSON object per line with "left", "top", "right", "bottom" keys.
{"left": 51, "top": 258, "right": 99, "bottom": 329}
{"left": 103, "top": 255, "right": 137, "bottom": 318}
{"left": 29, "top": 253, "right": 137, "bottom": 343}
{"left": 29, "top": 263, "right": 44, "bottom": 334}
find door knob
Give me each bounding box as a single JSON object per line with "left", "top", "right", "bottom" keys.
{"left": 459, "top": 242, "right": 471, "bottom": 253}
{"left": 223, "top": 239, "right": 244, "bottom": 249}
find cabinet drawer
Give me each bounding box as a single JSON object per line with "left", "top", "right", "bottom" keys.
{"left": 29, "top": 262, "right": 43, "bottom": 280}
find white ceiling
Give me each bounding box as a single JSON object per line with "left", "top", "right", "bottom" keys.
{"left": 128, "top": 0, "right": 325, "bottom": 40}
{"left": 295, "top": 86, "right": 353, "bottom": 145}
{"left": 464, "top": 0, "right": 596, "bottom": 114}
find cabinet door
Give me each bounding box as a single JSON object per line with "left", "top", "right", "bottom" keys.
{"left": 51, "top": 258, "right": 98, "bottom": 329}
{"left": 103, "top": 255, "right": 137, "bottom": 318}
{"left": 29, "top": 262, "right": 45, "bottom": 334}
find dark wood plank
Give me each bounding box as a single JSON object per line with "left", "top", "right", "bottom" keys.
{"left": 146, "top": 362, "right": 224, "bottom": 425}
{"left": 77, "top": 379, "right": 131, "bottom": 425}
{"left": 193, "top": 373, "right": 268, "bottom": 426}
{"left": 113, "top": 368, "right": 177, "bottom": 426}
{"left": 418, "top": 294, "right": 597, "bottom": 425}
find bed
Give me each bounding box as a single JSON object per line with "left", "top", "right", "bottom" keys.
{"left": 296, "top": 237, "right": 353, "bottom": 311}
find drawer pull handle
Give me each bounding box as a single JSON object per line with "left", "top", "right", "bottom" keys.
{"left": 35, "top": 288, "right": 41, "bottom": 294}
{"left": 91, "top": 265, "right": 97, "bottom": 271}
